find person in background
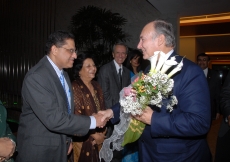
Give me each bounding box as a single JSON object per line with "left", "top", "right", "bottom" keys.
{"left": 16, "top": 31, "right": 106, "bottom": 162}
{"left": 125, "top": 49, "right": 143, "bottom": 78}
{"left": 97, "top": 42, "right": 130, "bottom": 161}
{"left": 197, "top": 53, "right": 221, "bottom": 120}
{"left": 71, "top": 53, "right": 106, "bottom": 162}
{"left": 0, "top": 100, "right": 16, "bottom": 162}
{"left": 99, "top": 20, "right": 212, "bottom": 162}
{"left": 215, "top": 71, "right": 230, "bottom": 162}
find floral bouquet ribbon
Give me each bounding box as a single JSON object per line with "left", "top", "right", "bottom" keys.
{"left": 99, "top": 51, "right": 184, "bottom": 162}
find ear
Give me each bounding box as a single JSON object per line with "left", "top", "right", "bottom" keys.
{"left": 112, "top": 52, "right": 115, "bottom": 58}
{"left": 51, "top": 45, "right": 58, "bottom": 56}
{"left": 158, "top": 34, "right": 165, "bottom": 46}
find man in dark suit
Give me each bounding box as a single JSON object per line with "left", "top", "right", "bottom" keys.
{"left": 16, "top": 31, "right": 106, "bottom": 162}
{"left": 97, "top": 43, "right": 131, "bottom": 109}
{"left": 100, "top": 20, "right": 212, "bottom": 162}
{"left": 197, "top": 53, "right": 221, "bottom": 120}
{"left": 97, "top": 42, "right": 130, "bottom": 161}
{"left": 215, "top": 71, "right": 230, "bottom": 161}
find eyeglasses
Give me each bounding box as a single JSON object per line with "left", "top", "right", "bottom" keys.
{"left": 59, "top": 47, "right": 77, "bottom": 54}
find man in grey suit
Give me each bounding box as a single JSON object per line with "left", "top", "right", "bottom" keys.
{"left": 197, "top": 53, "right": 221, "bottom": 120}
{"left": 97, "top": 42, "right": 130, "bottom": 161}
{"left": 97, "top": 43, "right": 131, "bottom": 109}
{"left": 16, "top": 31, "right": 106, "bottom": 162}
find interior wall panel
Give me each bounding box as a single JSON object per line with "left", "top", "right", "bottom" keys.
{"left": 0, "top": 0, "right": 56, "bottom": 109}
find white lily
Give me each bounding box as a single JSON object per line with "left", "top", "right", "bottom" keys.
{"left": 160, "top": 56, "right": 178, "bottom": 74}
{"left": 148, "top": 51, "right": 160, "bottom": 74}
{"left": 155, "top": 51, "right": 168, "bottom": 73}
{"left": 167, "top": 57, "right": 184, "bottom": 78}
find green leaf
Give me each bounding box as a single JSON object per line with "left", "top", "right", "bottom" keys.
{"left": 122, "top": 119, "right": 146, "bottom": 146}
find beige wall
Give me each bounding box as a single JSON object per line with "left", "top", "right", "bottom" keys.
{"left": 179, "top": 37, "right": 196, "bottom": 63}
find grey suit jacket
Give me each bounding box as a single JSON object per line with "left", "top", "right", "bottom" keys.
{"left": 97, "top": 61, "right": 130, "bottom": 108}
{"left": 16, "top": 56, "right": 91, "bottom": 162}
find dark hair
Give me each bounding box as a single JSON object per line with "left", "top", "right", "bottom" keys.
{"left": 112, "top": 42, "right": 128, "bottom": 54}
{"left": 125, "top": 49, "right": 143, "bottom": 73}
{"left": 197, "top": 53, "right": 210, "bottom": 61}
{"left": 45, "top": 30, "right": 75, "bottom": 55}
{"left": 73, "top": 52, "right": 95, "bottom": 79}
{"left": 153, "top": 20, "right": 176, "bottom": 48}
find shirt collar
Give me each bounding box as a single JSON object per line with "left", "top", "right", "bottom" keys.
{"left": 165, "top": 49, "right": 174, "bottom": 60}
{"left": 113, "top": 60, "right": 123, "bottom": 73}
{"left": 203, "top": 68, "right": 208, "bottom": 77}
{"left": 46, "top": 55, "right": 63, "bottom": 77}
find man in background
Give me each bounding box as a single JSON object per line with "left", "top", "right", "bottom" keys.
{"left": 197, "top": 53, "right": 221, "bottom": 120}
{"left": 97, "top": 42, "right": 130, "bottom": 161}
{"left": 16, "top": 31, "right": 106, "bottom": 162}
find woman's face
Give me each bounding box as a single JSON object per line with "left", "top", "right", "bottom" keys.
{"left": 79, "top": 58, "right": 97, "bottom": 80}
{"left": 130, "top": 55, "right": 140, "bottom": 68}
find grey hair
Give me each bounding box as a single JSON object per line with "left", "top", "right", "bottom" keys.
{"left": 153, "top": 20, "right": 176, "bottom": 48}
{"left": 112, "top": 42, "right": 128, "bottom": 54}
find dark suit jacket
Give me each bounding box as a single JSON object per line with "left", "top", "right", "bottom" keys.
{"left": 207, "top": 68, "right": 221, "bottom": 119}
{"left": 111, "top": 52, "right": 211, "bottom": 162}
{"left": 218, "top": 71, "right": 230, "bottom": 137}
{"left": 97, "top": 60, "right": 130, "bottom": 108}
{"left": 16, "top": 56, "right": 91, "bottom": 162}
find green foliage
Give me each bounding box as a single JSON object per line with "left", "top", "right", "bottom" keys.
{"left": 122, "top": 119, "right": 145, "bottom": 146}
{"left": 69, "top": 5, "right": 130, "bottom": 67}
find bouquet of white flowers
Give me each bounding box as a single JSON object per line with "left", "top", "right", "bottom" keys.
{"left": 99, "top": 51, "right": 184, "bottom": 162}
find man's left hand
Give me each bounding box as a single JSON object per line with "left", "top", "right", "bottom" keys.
{"left": 133, "top": 106, "right": 153, "bottom": 125}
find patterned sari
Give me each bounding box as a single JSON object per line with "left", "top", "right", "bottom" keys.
{"left": 71, "top": 79, "right": 106, "bottom": 162}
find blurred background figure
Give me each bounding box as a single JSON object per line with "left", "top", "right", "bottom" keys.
{"left": 125, "top": 49, "right": 143, "bottom": 78}
{"left": 215, "top": 71, "right": 230, "bottom": 162}
{"left": 71, "top": 53, "right": 106, "bottom": 162}
{"left": 197, "top": 53, "right": 221, "bottom": 120}
{"left": 0, "top": 100, "right": 16, "bottom": 162}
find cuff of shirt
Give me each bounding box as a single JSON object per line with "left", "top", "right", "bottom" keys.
{"left": 89, "top": 116, "right": 96, "bottom": 129}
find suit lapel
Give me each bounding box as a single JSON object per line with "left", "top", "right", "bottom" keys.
{"left": 206, "top": 69, "right": 211, "bottom": 84}
{"left": 43, "top": 57, "right": 69, "bottom": 112}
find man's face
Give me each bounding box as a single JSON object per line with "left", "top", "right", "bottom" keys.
{"left": 54, "top": 39, "right": 77, "bottom": 69}
{"left": 137, "top": 23, "right": 159, "bottom": 60}
{"left": 112, "top": 45, "right": 127, "bottom": 66}
{"left": 197, "top": 56, "right": 209, "bottom": 70}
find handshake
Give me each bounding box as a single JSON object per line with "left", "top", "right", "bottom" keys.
{"left": 92, "top": 109, "right": 114, "bottom": 128}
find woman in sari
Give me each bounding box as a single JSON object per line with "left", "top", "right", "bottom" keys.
{"left": 71, "top": 53, "right": 106, "bottom": 162}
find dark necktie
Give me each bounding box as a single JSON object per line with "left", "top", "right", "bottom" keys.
{"left": 118, "top": 68, "right": 122, "bottom": 90}
{"left": 60, "top": 72, "right": 71, "bottom": 114}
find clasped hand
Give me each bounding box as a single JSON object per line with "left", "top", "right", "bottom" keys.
{"left": 93, "top": 109, "right": 114, "bottom": 128}
{"left": 0, "top": 137, "right": 16, "bottom": 161}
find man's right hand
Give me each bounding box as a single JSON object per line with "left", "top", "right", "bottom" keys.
{"left": 92, "top": 113, "right": 108, "bottom": 128}
{"left": 98, "top": 109, "right": 114, "bottom": 122}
